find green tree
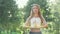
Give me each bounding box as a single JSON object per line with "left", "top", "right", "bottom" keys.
{"left": 0, "top": 0, "right": 20, "bottom": 33}
{"left": 48, "top": 0, "right": 60, "bottom": 34}
{"left": 52, "top": 0, "right": 60, "bottom": 34}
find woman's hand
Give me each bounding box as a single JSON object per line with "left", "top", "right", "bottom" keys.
{"left": 23, "top": 24, "right": 30, "bottom": 28}
{"left": 39, "top": 25, "right": 48, "bottom": 28}
{"left": 23, "top": 22, "right": 30, "bottom": 28}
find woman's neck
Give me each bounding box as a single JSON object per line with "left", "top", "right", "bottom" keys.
{"left": 34, "top": 14, "right": 39, "bottom": 17}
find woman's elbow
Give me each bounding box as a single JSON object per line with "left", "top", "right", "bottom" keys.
{"left": 45, "top": 24, "right": 48, "bottom": 28}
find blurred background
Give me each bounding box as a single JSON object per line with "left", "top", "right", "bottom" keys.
{"left": 0, "top": 0, "right": 60, "bottom": 34}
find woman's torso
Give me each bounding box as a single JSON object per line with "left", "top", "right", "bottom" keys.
{"left": 30, "top": 17, "right": 41, "bottom": 32}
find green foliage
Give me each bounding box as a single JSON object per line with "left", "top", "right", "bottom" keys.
{"left": 0, "top": 0, "right": 20, "bottom": 31}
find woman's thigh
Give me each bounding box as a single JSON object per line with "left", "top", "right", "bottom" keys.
{"left": 30, "top": 32, "right": 42, "bottom": 34}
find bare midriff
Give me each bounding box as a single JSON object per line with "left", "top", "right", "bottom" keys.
{"left": 30, "top": 28, "right": 41, "bottom": 32}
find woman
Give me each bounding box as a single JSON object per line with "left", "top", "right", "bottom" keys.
{"left": 24, "top": 4, "right": 48, "bottom": 34}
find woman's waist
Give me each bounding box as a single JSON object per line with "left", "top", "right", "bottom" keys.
{"left": 30, "top": 28, "right": 41, "bottom": 32}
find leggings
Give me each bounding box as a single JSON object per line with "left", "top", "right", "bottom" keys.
{"left": 30, "top": 31, "right": 42, "bottom": 34}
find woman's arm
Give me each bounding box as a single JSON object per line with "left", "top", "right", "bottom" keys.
{"left": 24, "top": 18, "right": 30, "bottom": 28}
{"left": 40, "top": 15, "right": 48, "bottom": 28}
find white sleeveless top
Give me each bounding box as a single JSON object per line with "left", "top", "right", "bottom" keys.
{"left": 30, "top": 17, "right": 41, "bottom": 27}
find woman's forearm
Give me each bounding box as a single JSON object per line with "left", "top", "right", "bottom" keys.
{"left": 40, "top": 24, "right": 48, "bottom": 28}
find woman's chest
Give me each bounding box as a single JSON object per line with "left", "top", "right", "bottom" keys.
{"left": 30, "top": 17, "right": 41, "bottom": 27}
